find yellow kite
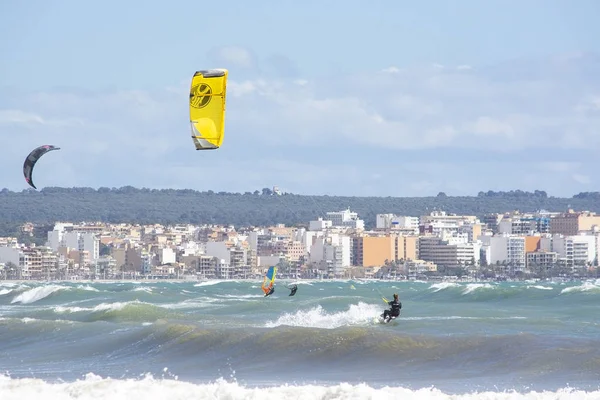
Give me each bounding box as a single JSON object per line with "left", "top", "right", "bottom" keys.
{"left": 189, "top": 69, "right": 228, "bottom": 150}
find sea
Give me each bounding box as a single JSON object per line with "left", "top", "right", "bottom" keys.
{"left": 1, "top": 278, "right": 599, "bottom": 399}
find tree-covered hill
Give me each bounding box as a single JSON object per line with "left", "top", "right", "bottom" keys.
{"left": 1, "top": 187, "right": 599, "bottom": 228}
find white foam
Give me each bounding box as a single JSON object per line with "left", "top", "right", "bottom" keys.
{"left": 194, "top": 280, "right": 226, "bottom": 287}
{"left": 287, "top": 281, "right": 313, "bottom": 286}
{"left": 54, "top": 300, "right": 147, "bottom": 314}
{"left": 462, "top": 283, "right": 495, "bottom": 295}
{"left": 216, "top": 293, "right": 264, "bottom": 299}
{"left": 54, "top": 305, "right": 88, "bottom": 313}
{"left": 76, "top": 285, "right": 100, "bottom": 292}
{"left": 91, "top": 300, "right": 142, "bottom": 312}
{"left": 0, "top": 374, "right": 596, "bottom": 400}
{"left": 560, "top": 282, "right": 600, "bottom": 295}
{"left": 265, "top": 302, "right": 381, "bottom": 329}
{"left": 10, "top": 285, "right": 68, "bottom": 304}
{"left": 429, "top": 282, "right": 460, "bottom": 292}
{"left": 527, "top": 285, "right": 553, "bottom": 291}
{"left": 133, "top": 286, "right": 154, "bottom": 293}
{"left": 159, "top": 298, "right": 223, "bottom": 310}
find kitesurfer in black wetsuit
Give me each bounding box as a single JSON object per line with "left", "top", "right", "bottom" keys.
{"left": 288, "top": 284, "right": 298, "bottom": 296}
{"left": 382, "top": 293, "right": 402, "bottom": 322}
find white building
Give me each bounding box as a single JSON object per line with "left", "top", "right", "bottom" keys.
{"left": 47, "top": 228, "right": 99, "bottom": 263}
{"left": 159, "top": 248, "right": 177, "bottom": 264}
{"left": 481, "top": 235, "right": 526, "bottom": 270}
{"left": 540, "top": 234, "right": 597, "bottom": 267}
{"left": 0, "top": 246, "right": 20, "bottom": 266}
{"left": 420, "top": 210, "right": 479, "bottom": 237}
{"left": 376, "top": 214, "right": 419, "bottom": 233}
{"left": 309, "top": 233, "right": 351, "bottom": 275}
{"left": 205, "top": 241, "right": 231, "bottom": 264}
{"left": 419, "top": 235, "right": 480, "bottom": 267}
{"left": 309, "top": 218, "right": 333, "bottom": 232}
{"left": 325, "top": 209, "right": 365, "bottom": 230}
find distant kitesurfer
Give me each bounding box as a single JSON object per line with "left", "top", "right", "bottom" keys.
{"left": 264, "top": 286, "right": 275, "bottom": 297}
{"left": 381, "top": 293, "right": 402, "bottom": 322}
{"left": 288, "top": 284, "right": 298, "bottom": 296}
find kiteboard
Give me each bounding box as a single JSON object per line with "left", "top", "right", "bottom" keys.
{"left": 375, "top": 315, "right": 398, "bottom": 325}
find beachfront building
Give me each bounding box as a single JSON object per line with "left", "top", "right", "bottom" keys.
{"left": 47, "top": 225, "right": 100, "bottom": 263}
{"left": 418, "top": 233, "right": 480, "bottom": 268}
{"left": 550, "top": 210, "right": 600, "bottom": 236}
{"left": 419, "top": 210, "right": 479, "bottom": 236}
{"left": 480, "top": 234, "right": 526, "bottom": 273}
{"left": 497, "top": 213, "right": 551, "bottom": 236}
{"left": 376, "top": 214, "right": 419, "bottom": 234}
{"left": 309, "top": 233, "right": 351, "bottom": 277}
{"left": 540, "top": 234, "right": 598, "bottom": 268}
{"left": 326, "top": 209, "right": 365, "bottom": 230}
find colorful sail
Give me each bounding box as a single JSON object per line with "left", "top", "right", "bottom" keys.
{"left": 189, "top": 69, "right": 228, "bottom": 150}
{"left": 261, "top": 266, "right": 277, "bottom": 295}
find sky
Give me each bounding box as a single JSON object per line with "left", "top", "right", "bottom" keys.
{"left": 1, "top": 0, "right": 599, "bottom": 197}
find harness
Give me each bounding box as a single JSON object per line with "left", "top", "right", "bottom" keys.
{"left": 390, "top": 300, "right": 401, "bottom": 316}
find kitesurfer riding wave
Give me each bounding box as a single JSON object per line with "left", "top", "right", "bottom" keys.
{"left": 381, "top": 293, "right": 401, "bottom": 322}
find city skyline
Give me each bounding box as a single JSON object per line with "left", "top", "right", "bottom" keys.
{"left": 1, "top": 206, "right": 599, "bottom": 281}
{"left": 1, "top": 1, "right": 599, "bottom": 197}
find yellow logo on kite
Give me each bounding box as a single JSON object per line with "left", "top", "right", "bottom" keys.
{"left": 190, "top": 83, "right": 212, "bottom": 108}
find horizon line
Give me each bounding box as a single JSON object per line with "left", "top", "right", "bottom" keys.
{"left": 1, "top": 186, "right": 599, "bottom": 199}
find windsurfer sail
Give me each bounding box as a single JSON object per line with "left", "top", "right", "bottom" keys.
{"left": 261, "top": 266, "right": 277, "bottom": 297}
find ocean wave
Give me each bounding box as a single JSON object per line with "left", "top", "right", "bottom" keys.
{"left": 560, "top": 282, "right": 600, "bottom": 295}
{"left": 462, "top": 283, "right": 496, "bottom": 295}
{"left": 76, "top": 285, "right": 100, "bottom": 292}
{"left": 194, "top": 280, "right": 225, "bottom": 287}
{"left": 429, "top": 282, "right": 461, "bottom": 292}
{"left": 0, "top": 374, "right": 598, "bottom": 400}
{"left": 10, "top": 285, "right": 67, "bottom": 304}
{"left": 415, "top": 281, "right": 600, "bottom": 303}
{"left": 132, "top": 286, "right": 155, "bottom": 293}
{"left": 265, "top": 302, "right": 381, "bottom": 329}
{"left": 527, "top": 285, "right": 553, "bottom": 291}
{"left": 6, "top": 283, "right": 109, "bottom": 305}
{"left": 51, "top": 300, "right": 181, "bottom": 322}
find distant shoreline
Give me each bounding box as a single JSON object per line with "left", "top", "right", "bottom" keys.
{"left": 0, "top": 276, "right": 585, "bottom": 284}
{"left": 1, "top": 187, "right": 599, "bottom": 228}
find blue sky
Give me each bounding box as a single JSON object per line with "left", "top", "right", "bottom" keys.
{"left": 1, "top": 0, "right": 599, "bottom": 197}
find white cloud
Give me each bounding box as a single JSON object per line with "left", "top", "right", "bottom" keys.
{"left": 575, "top": 95, "right": 600, "bottom": 114}
{"left": 222, "top": 66, "right": 600, "bottom": 152}
{"left": 0, "top": 109, "right": 83, "bottom": 127}
{"left": 468, "top": 116, "right": 515, "bottom": 138}
{"left": 537, "top": 162, "right": 581, "bottom": 173}
{"left": 572, "top": 174, "right": 591, "bottom": 185}
{"left": 1, "top": 54, "right": 599, "bottom": 195}
{"left": 211, "top": 46, "right": 256, "bottom": 69}
{"left": 381, "top": 66, "right": 401, "bottom": 74}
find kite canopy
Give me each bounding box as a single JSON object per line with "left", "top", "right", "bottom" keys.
{"left": 189, "top": 69, "right": 228, "bottom": 150}
{"left": 23, "top": 145, "right": 61, "bottom": 189}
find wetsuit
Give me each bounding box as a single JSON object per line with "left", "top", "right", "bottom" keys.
{"left": 382, "top": 299, "right": 402, "bottom": 321}
{"left": 288, "top": 285, "right": 298, "bottom": 296}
